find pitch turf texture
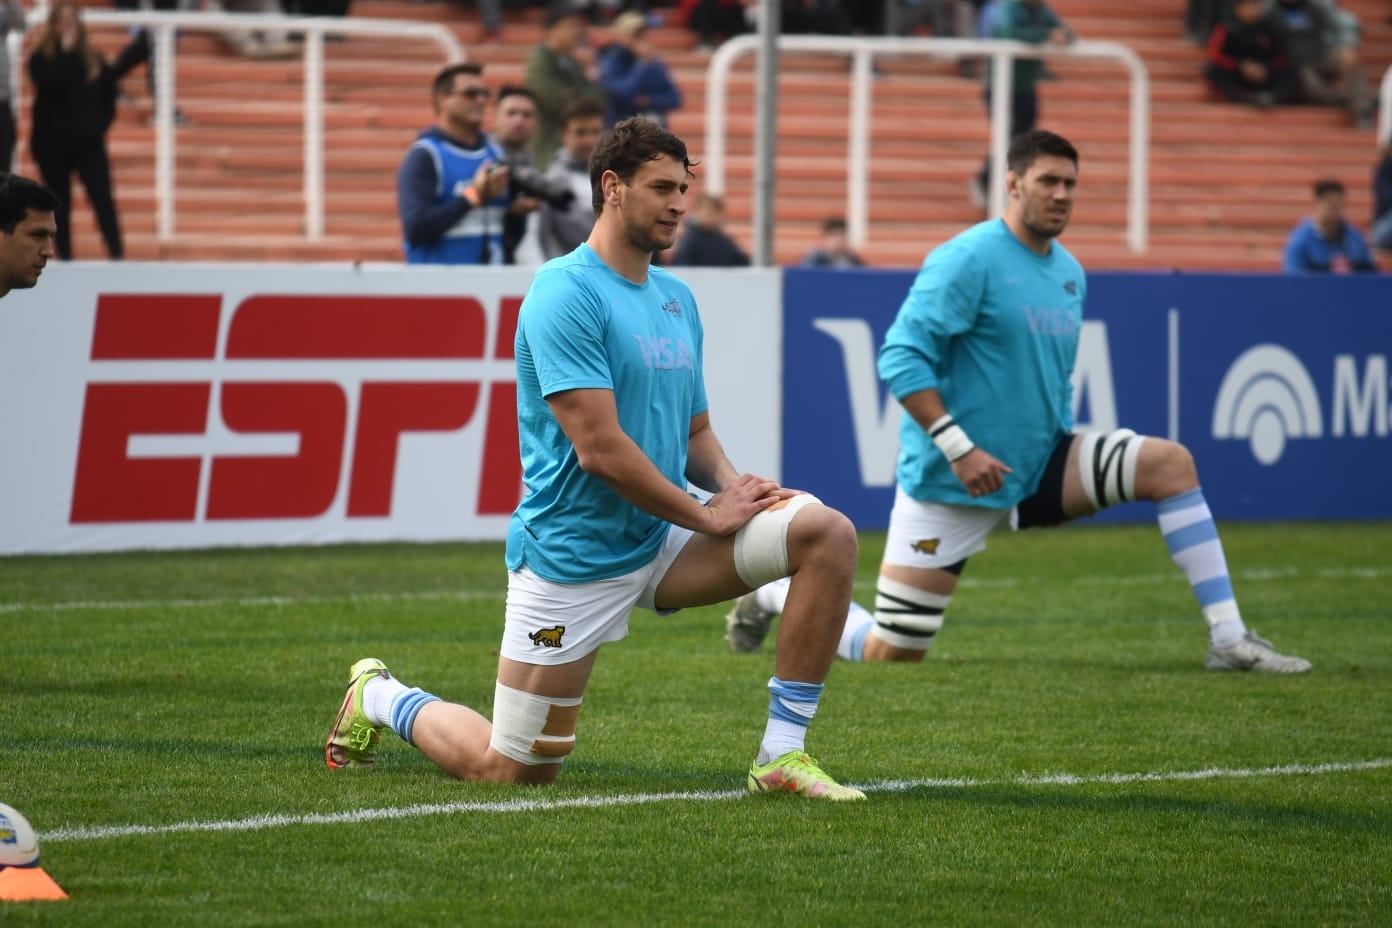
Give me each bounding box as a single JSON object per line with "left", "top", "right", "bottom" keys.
{"left": 3, "top": 522, "right": 1390, "bottom": 926}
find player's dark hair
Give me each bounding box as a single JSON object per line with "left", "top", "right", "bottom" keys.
{"left": 0, "top": 174, "right": 60, "bottom": 233}
{"left": 1313, "top": 178, "right": 1345, "bottom": 199}
{"left": 431, "top": 62, "right": 484, "bottom": 99}
{"left": 821, "top": 216, "right": 848, "bottom": 234}
{"left": 589, "top": 117, "right": 696, "bottom": 217}
{"left": 1006, "top": 129, "right": 1079, "bottom": 176}
{"left": 495, "top": 85, "right": 538, "bottom": 110}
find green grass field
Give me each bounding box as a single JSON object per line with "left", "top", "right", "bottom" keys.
{"left": 3, "top": 522, "right": 1390, "bottom": 926}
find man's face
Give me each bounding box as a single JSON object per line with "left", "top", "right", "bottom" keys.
{"left": 1008, "top": 153, "right": 1077, "bottom": 241}
{"left": 1315, "top": 191, "right": 1346, "bottom": 227}
{"left": 0, "top": 209, "right": 57, "bottom": 291}
{"left": 550, "top": 15, "right": 585, "bottom": 52}
{"left": 493, "top": 94, "right": 537, "bottom": 148}
{"left": 610, "top": 154, "right": 689, "bottom": 253}
{"left": 437, "top": 73, "right": 490, "bottom": 133}
{"left": 562, "top": 116, "right": 605, "bottom": 163}
{"left": 1234, "top": 0, "right": 1264, "bottom": 24}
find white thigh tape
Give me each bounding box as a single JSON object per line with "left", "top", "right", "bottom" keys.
{"left": 733, "top": 493, "right": 821, "bottom": 588}
{"left": 489, "top": 681, "right": 583, "bottom": 766}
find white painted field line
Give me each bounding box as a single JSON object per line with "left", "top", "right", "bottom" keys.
{"left": 43, "top": 758, "right": 1392, "bottom": 844}
{"left": 4, "top": 565, "right": 1389, "bottom": 615}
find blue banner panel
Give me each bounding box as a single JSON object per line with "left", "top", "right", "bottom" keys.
{"left": 783, "top": 269, "right": 1392, "bottom": 526}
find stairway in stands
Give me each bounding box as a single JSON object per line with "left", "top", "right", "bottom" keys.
{"left": 27, "top": 0, "right": 1392, "bottom": 269}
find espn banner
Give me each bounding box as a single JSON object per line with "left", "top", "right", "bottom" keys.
{"left": 782, "top": 269, "right": 1392, "bottom": 526}
{"left": 0, "top": 264, "right": 781, "bottom": 554}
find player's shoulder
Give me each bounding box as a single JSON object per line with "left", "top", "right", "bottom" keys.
{"left": 645, "top": 263, "right": 697, "bottom": 301}
{"left": 1049, "top": 239, "right": 1086, "bottom": 279}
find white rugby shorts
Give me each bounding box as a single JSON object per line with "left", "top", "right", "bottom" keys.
{"left": 500, "top": 524, "right": 695, "bottom": 665}
{"left": 881, "top": 486, "right": 1018, "bottom": 569}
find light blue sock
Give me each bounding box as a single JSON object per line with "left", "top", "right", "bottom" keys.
{"left": 388, "top": 687, "right": 441, "bottom": 747}
{"left": 758, "top": 677, "right": 824, "bottom": 764}
{"left": 1157, "top": 487, "right": 1245, "bottom": 647}
{"left": 837, "top": 606, "right": 875, "bottom": 662}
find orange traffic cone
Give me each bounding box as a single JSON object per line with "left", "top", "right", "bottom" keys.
{"left": 0, "top": 866, "right": 68, "bottom": 901}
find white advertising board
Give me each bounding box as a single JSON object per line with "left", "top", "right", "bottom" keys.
{"left": 0, "top": 263, "right": 782, "bottom": 554}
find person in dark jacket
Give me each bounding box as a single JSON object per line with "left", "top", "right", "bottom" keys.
{"left": 1204, "top": 0, "right": 1301, "bottom": 108}
{"left": 1372, "top": 143, "right": 1392, "bottom": 250}
{"left": 28, "top": 1, "right": 149, "bottom": 260}
{"left": 670, "top": 193, "right": 749, "bottom": 267}
{"left": 597, "top": 11, "right": 682, "bottom": 127}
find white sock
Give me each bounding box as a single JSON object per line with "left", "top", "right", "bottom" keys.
{"left": 757, "top": 719, "right": 807, "bottom": 765}
{"left": 362, "top": 674, "right": 408, "bottom": 728}
{"left": 836, "top": 605, "right": 876, "bottom": 661}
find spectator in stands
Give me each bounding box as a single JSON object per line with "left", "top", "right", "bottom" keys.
{"left": 1204, "top": 0, "right": 1301, "bottom": 109}
{"left": 540, "top": 99, "right": 607, "bottom": 259}
{"left": 526, "top": 2, "right": 606, "bottom": 170}
{"left": 206, "top": 0, "right": 295, "bottom": 59}
{"left": 1283, "top": 178, "right": 1378, "bottom": 273}
{"left": 397, "top": 62, "right": 512, "bottom": 265}
{"left": 492, "top": 85, "right": 546, "bottom": 265}
{"left": 0, "top": 175, "right": 59, "bottom": 298}
{"left": 970, "top": 0, "right": 1074, "bottom": 210}
{"left": 1372, "top": 142, "right": 1392, "bottom": 251}
{"left": 0, "top": 0, "right": 23, "bottom": 173}
{"left": 598, "top": 11, "right": 682, "bottom": 128}
{"left": 1187, "top": 0, "right": 1230, "bottom": 45}
{"left": 680, "top": 0, "right": 749, "bottom": 51}
{"left": 28, "top": 1, "right": 151, "bottom": 260}
{"left": 1272, "top": 0, "right": 1372, "bottom": 128}
{"left": 670, "top": 193, "right": 750, "bottom": 266}
{"left": 799, "top": 216, "right": 865, "bottom": 267}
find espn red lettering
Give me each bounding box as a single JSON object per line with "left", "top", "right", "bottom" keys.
{"left": 348, "top": 383, "right": 479, "bottom": 517}
{"left": 207, "top": 383, "right": 347, "bottom": 519}
{"left": 71, "top": 294, "right": 221, "bottom": 523}
{"left": 70, "top": 291, "right": 527, "bottom": 526}
{"left": 477, "top": 296, "right": 524, "bottom": 515}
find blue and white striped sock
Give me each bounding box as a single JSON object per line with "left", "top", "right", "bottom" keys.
{"left": 1157, "top": 487, "right": 1246, "bottom": 647}
{"left": 387, "top": 687, "right": 441, "bottom": 747}
{"left": 758, "top": 677, "right": 824, "bottom": 765}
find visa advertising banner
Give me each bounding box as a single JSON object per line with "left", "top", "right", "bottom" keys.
{"left": 782, "top": 269, "right": 1392, "bottom": 527}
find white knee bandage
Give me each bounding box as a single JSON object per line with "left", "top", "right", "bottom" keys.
{"left": 873, "top": 576, "right": 951, "bottom": 651}
{"left": 489, "top": 682, "right": 582, "bottom": 766}
{"left": 733, "top": 493, "right": 821, "bottom": 588}
{"left": 1078, "top": 429, "right": 1145, "bottom": 510}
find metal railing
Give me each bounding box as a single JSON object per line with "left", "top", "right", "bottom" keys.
{"left": 1379, "top": 64, "right": 1392, "bottom": 146}
{"left": 704, "top": 35, "right": 1151, "bottom": 258}
{"left": 16, "top": 10, "right": 464, "bottom": 241}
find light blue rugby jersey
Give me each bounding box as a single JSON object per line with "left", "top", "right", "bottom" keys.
{"left": 878, "top": 219, "right": 1086, "bottom": 509}
{"left": 507, "top": 244, "right": 708, "bottom": 583}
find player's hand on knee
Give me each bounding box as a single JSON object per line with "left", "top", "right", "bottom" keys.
{"left": 951, "top": 448, "right": 1013, "bottom": 498}
{"left": 704, "top": 473, "right": 780, "bottom": 535}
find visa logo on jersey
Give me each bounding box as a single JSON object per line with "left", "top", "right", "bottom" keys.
{"left": 69, "top": 293, "right": 525, "bottom": 524}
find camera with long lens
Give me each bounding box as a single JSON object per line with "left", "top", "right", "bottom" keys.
{"left": 502, "top": 159, "right": 576, "bottom": 210}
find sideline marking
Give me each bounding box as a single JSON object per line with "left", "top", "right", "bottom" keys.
{"left": 4, "top": 565, "right": 1390, "bottom": 615}
{"left": 44, "top": 758, "right": 1392, "bottom": 844}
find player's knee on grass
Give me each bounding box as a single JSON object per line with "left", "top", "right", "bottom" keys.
{"left": 488, "top": 682, "right": 582, "bottom": 774}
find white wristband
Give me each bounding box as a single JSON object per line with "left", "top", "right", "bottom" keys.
{"left": 928, "top": 414, "right": 975, "bottom": 463}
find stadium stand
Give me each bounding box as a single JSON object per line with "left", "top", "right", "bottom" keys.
{"left": 19, "top": 0, "right": 1392, "bottom": 269}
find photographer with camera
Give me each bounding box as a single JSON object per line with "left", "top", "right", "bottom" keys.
{"left": 397, "top": 63, "right": 513, "bottom": 265}
{"left": 540, "top": 99, "right": 606, "bottom": 260}
{"left": 492, "top": 86, "right": 581, "bottom": 266}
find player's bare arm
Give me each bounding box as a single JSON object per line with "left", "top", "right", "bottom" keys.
{"left": 548, "top": 388, "right": 777, "bottom": 534}
{"left": 685, "top": 411, "right": 741, "bottom": 493}
{"left": 900, "top": 387, "right": 1012, "bottom": 497}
